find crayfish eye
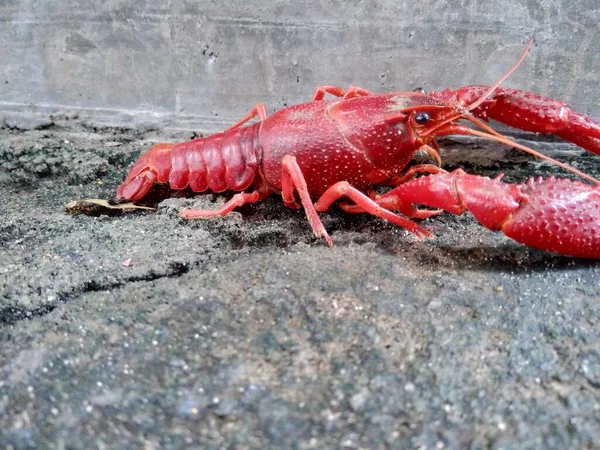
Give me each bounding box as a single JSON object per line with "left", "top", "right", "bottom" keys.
{"left": 413, "top": 87, "right": 427, "bottom": 94}
{"left": 414, "top": 112, "right": 430, "bottom": 125}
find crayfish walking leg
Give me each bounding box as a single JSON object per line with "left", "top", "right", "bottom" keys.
{"left": 179, "top": 182, "right": 272, "bottom": 219}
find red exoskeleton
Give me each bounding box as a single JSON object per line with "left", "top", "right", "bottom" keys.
{"left": 116, "top": 41, "right": 600, "bottom": 258}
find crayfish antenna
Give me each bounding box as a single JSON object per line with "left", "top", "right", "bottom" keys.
{"left": 417, "top": 109, "right": 600, "bottom": 184}
{"left": 416, "top": 39, "right": 535, "bottom": 147}
{"left": 453, "top": 38, "right": 597, "bottom": 180}
{"left": 458, "top": 115, "right": 600, "bottom": 184}
{"left": 467, "top": 38, "right": 534, "bottom": 112}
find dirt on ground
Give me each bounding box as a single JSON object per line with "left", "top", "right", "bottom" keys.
{"left": 1, "top": 119, "right": 599, "bottom": 449}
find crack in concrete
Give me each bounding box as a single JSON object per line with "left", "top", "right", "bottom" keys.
{"left": 0, "top": 260, "right": 193, "bottom": 326}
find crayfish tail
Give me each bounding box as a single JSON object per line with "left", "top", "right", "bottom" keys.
{"left": 116, "top": 143, "right": 174, "bottom": 202}
{"left": 116, "top": 124, "right": 263, "bottom": 203}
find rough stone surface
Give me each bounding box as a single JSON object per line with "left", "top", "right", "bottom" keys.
{"left": 1, "top": 123, "right": 599, "bottom": 449}
{"left": 1, "top": 1, "right": 600, "bottom": 447}
{"left": 1, "top": 0, "right": 599, "bottom": 131}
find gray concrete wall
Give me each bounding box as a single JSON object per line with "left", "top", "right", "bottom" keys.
{"left": 1, "top": 0, "right": 598, "bottom": 132}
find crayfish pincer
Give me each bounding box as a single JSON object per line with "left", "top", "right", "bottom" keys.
{"left": 371, "top": 169, "right": 600, "bottom": 259}
{"left": 115, "top": 40, "right": 600, "bottom": 258}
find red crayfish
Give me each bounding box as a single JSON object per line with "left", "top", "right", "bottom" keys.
{"left": 116, "top": 40, "right": 600, "bottom": 258}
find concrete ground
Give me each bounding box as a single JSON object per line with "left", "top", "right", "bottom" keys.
{"left": 1, "top": 120, "right": 599, "bottom": 449}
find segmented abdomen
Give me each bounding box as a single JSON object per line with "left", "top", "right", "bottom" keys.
{"left": 167, "top": 123, "right": 261, "bottom": 193}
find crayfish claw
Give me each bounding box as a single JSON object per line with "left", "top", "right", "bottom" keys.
{"left": 377, "top": 169, "right": 600, "bottom": 258}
